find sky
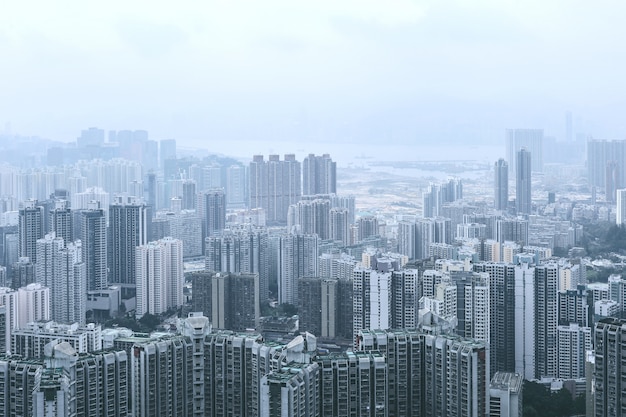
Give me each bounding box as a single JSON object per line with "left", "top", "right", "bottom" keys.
{"left": 1, "top": 0, "right": 626, "bottom": 155}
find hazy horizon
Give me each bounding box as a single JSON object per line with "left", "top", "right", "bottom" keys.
{"left": 2, "top": 1, "right": 626, "bottom": 150}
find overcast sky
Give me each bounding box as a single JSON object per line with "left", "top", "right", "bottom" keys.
{"left": 1, "top": 0, "right": 626, "bottom": 152}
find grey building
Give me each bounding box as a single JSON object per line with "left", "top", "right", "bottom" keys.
{"left": 506, "top": 128, "right": 543, "bottom": 174}
{"left": 474, "top": 262, "right": 516, "bottom": 376}
{"left": 593, "top": 317, "right": 626, "bottom": 417}
{"left": 211, "top": 272, "right": 260, "bottom": 331}
{"left": 49, "top": 199, "right": 73, "bottom": 244}
{"left": 298, "top": 277, "right": 323, "bottom": 337}
{"left": 79, "top": 201, "right": 108, "bottom": 291}
{"left": 302, "top": 153, "right": 336, "bottom": 196}
{"left": 205, "top": 227, "right": 270, "bottom": 303}
{"left": 494, "top": 158, "right": 509, "bottom": 211}
{"left": 18, "top": 199, "right": 44, "bottom": 263}
{"left": 249, "top": 154, "right": 301, "bottom": 226}
{"left": 197, "top": 188, "right": 226, "bottom": 239}
{"left": 108, "top": 195, "right": 148, "bottom": 288}
{"left": 515, "top": 148, "right": 532, "bottom": 215}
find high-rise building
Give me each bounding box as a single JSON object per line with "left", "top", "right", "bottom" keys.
{"left": 320, "top": 279, "right": 338, "bottom": 338}
{"left": 302, "top": 153, "right": 336, "bottom": 196}
{"left": 516, "top": 148, "right": 532, "bottom": 215}
{"left": 495, "top": 218, "right": 528, "bottom": 245}
{"left": 18, "top": 199, "right": 43, "bottom": 263}
{"left": 316, "top": 351, "right": 387, "bottom": 417}
{"left": 397, "top": 220, "right": 417, "bottom": 259}
{"left": 146, "top": 171, "right": 157, "bottom": 210}
{"left": 0, "top": 284, "right": 51, "bottom": 352}
{"left": 189, "top": 271, "right": 213, "bottom": 318}
{"left": 78, "top": 158, "right": 142, "bottom": 195}
{"left": 55, "top": 241, "right": 86, "bottom": 325}
{"left": 357, "top": 329, "right": 488, "bottom": 417}
{"left": 77, "top": 127, "right": 105, "bottom": 147}
{"left": 197, "top": 188, "right": 226, "bottom": 239}
{"left": 159, "top": 139, "right": 176, "bottom": 169}
{"left": 330, "top": 194, "right": 356, "bottom": 224}
{"left": 158, "top": 210, "right": 204, "bottom": 259}
{"left": 450, "top": 271, "right": 491, "bottom": 343}
{"left": 142, "top": 140, "right": 159, "bottom": 173}
{"left": 606, "top": 160, "right": 620, "bottom": 203}
{"left": 288, "top": 198, "right": 331, "bottom": 239}
{"left": 0, "top": 306, "right": 5, "bottom": 355}
{"left": 249, "top": 154, "right": 301, "bottom": 225}
{"left": 12, "top": 321, "right": 102, "bottom": 358}
{"left": 514, "top": 257, "right": 535, "bottom": 380}
{"left": 181, "top": 179, "right": 196, "bottom": 210}
{"left": 422, "top": 333, "right": 488, "bottom": 417}
{"left": 390, "top": 269, "right": 420, "bottom": 330}
{"left": 0, "top": 291, "right": 14, "bottom": 354}
{"left": 79, "top": 201, "right": 108, "bottom": 291}
{"left": 49, "top": 199, "right": 73, "bottom": 244}
{"left": 129, "top": 335, "right": 192, "bottom": 417}
{"left": 210, "top": 272, "right": 259, "bottom": 331}
{"left": 474, "top": 262, "right": 516, "bottom": 375}
{"left": 71, "top": 187, "right": 110, "bottom": 217}
{"left": 11, "top": 256, "right": 34, "bottom": 289}
{"left": 15, "top": 283, "right": 50, "bottom": 328}
{"left": 1, "top": 336, "right": 128, "bottom": 416}
{"left": 277, "top": 233, "right": 318, "bottom": 305}
{"left": 260, "top": 362, "right": 320, "bottom": 417}
{"left": 489, "top": 372, "right": 523, "bottom": 417}
{"left": 135, "top": 237, "right": 183, "bottom": 319}
{"left": 616, "top": 188, "right": 626, "bottom": 226}
{"left": 35, "top": 232, "right": 65, "bottom": 288}
{"left": 356, "top": 215, "right": 378, "bottom": 242}
{"left": 205, "top": 227, "right": 270, "bottom": 303}
{"left": 422, "top": 178, "right": 463, "bottom": 217}
{"left": 556, "top": 323, "right": 591, "bottom": 380}
{"left": 225, "top": 164, "right": 247, "bottom": 209}
{"left": 607, "top": 274, "right": 626, "bottom": 317}
{"left": 494, "top": 158, "right": 509, "bottom": 211}
{"left": 502, "top": 242, "right": 521, "bottom": 265}
{"left": 587, "top": 139, "right": 626, "bottom": 192}
{"left": 298, "top": 277, "right": 323, "bottom": 336}
{"left": 401, "top": 217, "right": 453, "bottom": 260}
{"left": 558, "top": 286, "right": 591, "bottom": 327}
{"left": 329, "top": 207, "right": 350, "bottom": 245}
{"left": 506, "top": 128, "right": 543, "bottom": 173}
{"left": 108, "top": 195, "right": 148, "bottom": 287}
{"left": 36, "top": 233, "right": 86, "bottom": 325}
{"left": 352, "top": 265, "right": 391, "bottom": 343}
{"left": 535, "top": 263, "right": 558, "bottom": 379}
{"left": 593, "top": 317, "right": 626, "bottom": 417}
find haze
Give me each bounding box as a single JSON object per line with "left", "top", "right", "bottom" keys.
{"left": 1, "top": 0, "right": 625, "bottom": 155}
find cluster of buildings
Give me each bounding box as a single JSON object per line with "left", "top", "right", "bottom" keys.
{"left": 0, "top": 313, "right": 495, "bottom": 417}
{"left": 0, "top": 127, "right": 626, "bottom": 415}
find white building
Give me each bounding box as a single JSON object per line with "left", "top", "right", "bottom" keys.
{"left": 352, "top": 267, "right": 391, "bottom": 343}
{"left": 11, "top": 321, "right": 102, "bottom": 358}
{"left": 616, "top": 188, "right": 626, "bottom": 225}
{"left": 16, "top": 283, "right": 50, "bottom": 328}
{"left": 594, "top": 299, "right": 619, "bottom": 318}
{"left": 514, "top": 258, "right": 536, "bottom": 380}
{"left": 37, "top": 233, "right": 86, "bottom": 325}
{"left": 556, "top": 323, "right": 592, "bottom": 380}
{"left": 135, "top": 237, "right": 183, "bottom": 318}
{"left": 0, "top": 284, "right": 50, "bottom": 353}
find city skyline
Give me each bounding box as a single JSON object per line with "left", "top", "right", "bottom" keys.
{"left": 1, "top": 2, "right": 625, "bottom": 415}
